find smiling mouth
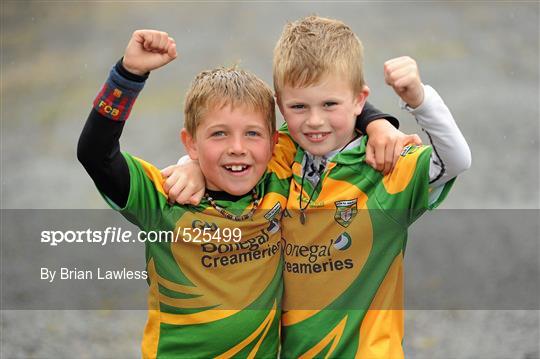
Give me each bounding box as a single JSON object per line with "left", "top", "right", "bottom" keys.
{"left": 223, "top": 164, "right": 250, "bottom": 173}
{"left": 304, "top": 132, "right": 331, "bottom": 141}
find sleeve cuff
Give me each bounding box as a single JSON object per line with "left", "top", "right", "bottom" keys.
{"left": 115, "top": 58, "right": 149, "bottom": 83}
{"left": 177, "top": 155, "right": 192, "bottom": 165}
{"left": 92, "top": 62, "right": 147, "bottom": 122}
{"left": 399, "top": 84, "right": 437, "bottom": 115}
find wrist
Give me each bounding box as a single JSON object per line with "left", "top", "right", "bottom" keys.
{"left": 403, "top": 84, "right": 425, "bottom": 109}
{"left": 122, "top": 64, "right": 147, "bottom": 77}
{"left": 117, "top": 58, "right": 149, "bottom": 81}
{"left": 365, "top": 118, "right": 394, "bottom": 136}
{"left": 177, "top": 155, "right": 193, "bottom": 165}
{"left": 400, "top": 84, "right": 428, "bottom": 112}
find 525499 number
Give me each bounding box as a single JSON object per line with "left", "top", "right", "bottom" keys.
{"left": 181, "top": 227, "right": 241, "bottom": 243}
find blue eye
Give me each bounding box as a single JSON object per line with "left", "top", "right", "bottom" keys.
{"left": 324, "top": 102, "right": 337, "bottom": 108}
{"left": 211, "top": 131, "right": 226, "bottom": 137}
{"left": 246, "top": 131, "right": 261, "bottom": 137}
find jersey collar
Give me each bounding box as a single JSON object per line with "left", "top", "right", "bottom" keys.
{"left": 293, "top": 135, "right": 368, "bottom": 169}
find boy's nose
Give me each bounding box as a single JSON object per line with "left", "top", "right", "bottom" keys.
{"left": 306, "top": 110, "right": 324, "bottom": 127}
{"left": 227, "top": 138, "right": 247, "bottom": 155}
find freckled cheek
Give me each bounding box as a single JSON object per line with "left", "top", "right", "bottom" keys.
{"left": 201, "top": 146, "right": 223, "bottom": 165}
{"left": 251, "top": 144, "right": 272, "bottom": 163}
{"left": 331, "top": 111, "right": 354, "bottom": 131}
{"left": 286, "top": 119, "right": 303, "bottom": 136}
{"left": 263, "top": 148, "right": 273, "bottom": 163}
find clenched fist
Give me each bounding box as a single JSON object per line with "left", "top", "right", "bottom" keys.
{"left": 384, "top": 56, "right": 424, "bottom": 109}
{"left": 122, "top": 30, "right": 177, "bottom": 76}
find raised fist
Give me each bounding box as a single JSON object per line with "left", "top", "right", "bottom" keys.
{"left": 384, "top": 56, "right": 424, "bottom": 109}
{"left": 122, "top": 30, "right": 177, "bottom": 75}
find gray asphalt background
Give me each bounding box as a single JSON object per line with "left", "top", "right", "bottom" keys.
{"left": 1, "top": 2, "right": 539, "bottom": 358}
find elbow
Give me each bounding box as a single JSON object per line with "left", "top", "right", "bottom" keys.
{"left": 77, "top": 134, "right": 93, "bottom": 169}
{"left": 452, "top": 143, "right": 472, "bottom": 176}
{"left": 462, "top": 148, "right": 472, "bottom": 171}
{"left": 438, "top": 142, "right": 471, "bottom": 180}
{"left": 458, "top": 144, "right": 472, "bottom": 173}
{"left": 77, "top": 136, "right": 86, "bottom": 166}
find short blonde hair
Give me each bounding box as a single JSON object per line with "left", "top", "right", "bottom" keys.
{"left": 184, "top": 67, "right": 275, "bottom": 136}
{"left": 273, "top": 15, "right": 365, "bottom": 94}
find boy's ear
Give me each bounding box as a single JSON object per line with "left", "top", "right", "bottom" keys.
{"left": 353, "top": 85, "right": 370, "bottom": 116}
{"left": 180, "top": 128, "right": 198, "bottom": 160}
{"left": 268, "top": 131, "right": 279, "bottom": 154}
{"left": 272, "top": 131, "right": 279, "bottom": 145}
{"left": 275, "top": 93, "right": 284, "bottom": 115}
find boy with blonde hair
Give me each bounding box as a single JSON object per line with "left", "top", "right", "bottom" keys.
{"left": 273, "top": 16, "right": 470, "bottom": 358}
{"left": 79, "top": 29, "right": 298, "bottom": 357}
{"left": 166, "top": 15, "right": 471, "bottom": 357}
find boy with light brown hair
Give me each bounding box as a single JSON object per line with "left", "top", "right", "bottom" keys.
{"left": 79, "top": 29, "right": 297, "bottom": 358}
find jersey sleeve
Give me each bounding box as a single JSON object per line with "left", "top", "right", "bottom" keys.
{"left": 100, "top": 152, "right": 171, "bottom": 231}
{"left": 375, "top": 144, "right": 455, "bottom": 227}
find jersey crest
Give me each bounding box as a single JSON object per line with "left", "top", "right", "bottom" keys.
{"left": 334, "top": 199, "right": 358, "bottom": 227}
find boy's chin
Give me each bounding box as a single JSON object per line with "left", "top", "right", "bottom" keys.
{"left": 218, "top": 171, "right": 265, "bottom": 196}
{"left": 211, "top": 182, "right": 257, "bottom": 197}
{"left": 225, "top": 187, "right": 253, "bottom": 196}
{"left": 301, "top": 145, "right": 332, "bottom": 157}
{"left": 301, "top": 140, "right": 348, "bottom": 157}
{"left": 304, "top": 149, "right": 328, "bottom": 157}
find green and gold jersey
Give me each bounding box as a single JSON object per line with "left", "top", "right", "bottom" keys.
{"left": 280, "top": 136, "right": 454, "bottom": 358}
{"left": 103, "top": 134, "right": 295, "bottom": 358}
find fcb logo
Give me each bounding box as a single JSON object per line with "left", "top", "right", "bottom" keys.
{"left": 113, "top": 88, "right": 123, "bottom": 98}
{"left": 334, "top": 199, "right": 357, "bottom": 227}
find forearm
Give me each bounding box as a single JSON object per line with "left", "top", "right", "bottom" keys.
{"left": 77, "top": 60, "right": 147, "bottom": 207}
{"left": 356, "top": 101, "right": 399, "bottom": 134}
{"left": 78, "top": 109, "right": 130, "bottom": 206}
{"left": 402, "top": 85, "right": 471, "bottom": 187}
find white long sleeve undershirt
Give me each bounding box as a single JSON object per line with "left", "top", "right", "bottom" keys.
{"left": 400, "top": 84, "right": 471, "bottom": 190}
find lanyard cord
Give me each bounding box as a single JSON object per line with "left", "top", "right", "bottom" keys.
{"left": 298, "top": 133, "right": 360, "bottom": 224}
{"left": 298, "top": 160, "right": 323, "bottom": 223}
